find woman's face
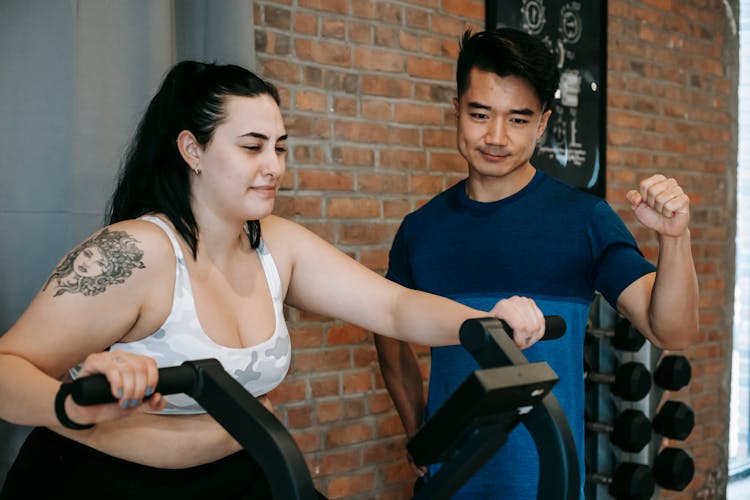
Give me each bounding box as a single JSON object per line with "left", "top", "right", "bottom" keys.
{"left": 191, "top": 94, "right": 287, "bottom": 223}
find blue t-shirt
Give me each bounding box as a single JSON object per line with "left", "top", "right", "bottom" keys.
{"left": 386, "top": 170, "right": 655, "bottom": 499}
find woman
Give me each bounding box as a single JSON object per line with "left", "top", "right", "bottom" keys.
{"left": 0, "top": 61, "right": 545, "bottom": 498}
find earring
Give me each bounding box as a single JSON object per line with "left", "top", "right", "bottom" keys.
{"left": 193, "top": 168, "right": 201, "bottom": 176}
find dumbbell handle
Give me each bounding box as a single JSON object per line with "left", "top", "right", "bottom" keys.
{"left": 68, "top": 364, "right": 198, "bottom": 405}
{"left": 586, "top": 421, "right": 616, "bottom": 434}
{"left": 585, "top": 372, "right": 616, "bottom": 385}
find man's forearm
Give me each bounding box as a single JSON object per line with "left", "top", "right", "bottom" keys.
{"left": 375, "top": 336, "right": 425, "bottom": 437}
{"left": 649, "top": 230, "right": 700, "bottom": 349}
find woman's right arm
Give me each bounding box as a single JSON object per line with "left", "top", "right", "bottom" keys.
{"left": 0, "top": 220, "right": 252, "bottom": 468}
{"left": 0, "top": 221, "right": 170, "bottom": 427}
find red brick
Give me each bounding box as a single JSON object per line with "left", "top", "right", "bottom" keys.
{"left": 354, "top": 47, "right": 406, "bottom": 72}
{"left": 351, "top": 2, "right": 403, "bottom": 23}
{"left": 335, "top": 120, "right": 389, "bottom": 143}
{"left": 286, "top": 404, "right": 313, "bottom": 428}
{"left": 321, "top": 17, "right": 346, "bottom": 39}
{"left": 344, "top": 398, "right": 366, "bottom": 419}
{"left": 380, "top": 149, "right": 426, "bottom": 169}
{"left": 310, "top": 375, "right": 340, "bottom": 398}
{"left": 388, "top": 127, "right": 421, "bottom": 147}
{"left": 270, "top": 378, "right": 307, "bottom": 403}
{"left": 326, "top": 471, "right": 376, "bottom": 498}
{"left": 383, "top": 199, "right": 411, "bottom": 218}
{"left": 362, "top": 99, "right": 392, "bottom": 120}
{"left": 428, "top": 152, "right": 466, "bottom": 173}
{"left": 327, "top": 323, "right": 370, "bottom": 344}
{"left": 360, "top": 248, "right": 389, "bottom": 272}
{"left": 333, "top": 96, "right": 357, "bottom": 116}
{"left": 295, "top": 39, "right": 351, "bottom": 67}
{"left": 326, "top": 422, "right": 374, "bottom": 448}
{"left": 298, "top": 170, "right": 355, "bottom": 191}
{"left": 349, "top": 21, "right": 372, "bottom": 44}
{"left": 411, "top": 174, "right": 443, "bottom": 195}
{"left": 339, "top": 223, "right": 395, "bottom": 245}
{"left": 289, "top": 326, "right": 325, "bottom": 348}
{"left": 260, "top": 58, "right": 301, "bottom": 83}
{"left": 293, "top": 12, "right": 318, "bottom": 35}
{"left": 353, "top": 346, "right": 378, "bottom": 368}
{"left": 327, "top": 197, "right": 379, "bottom": 218}
{"left": 312, "top": 449, "right": 363, "bottom": 476}
{"left": 442, "top": 0, "right": 483, "bottom": 19}
{"left": 332, "top": 146, "right": 374, "bottom": 167}
{"left": 291, "top": 144, "right": 325, "bottom": 165}
{"left": 362, "top": 438, "right": 406, "bottom": 464}
{"left": 296, "top": 90, "right": 328, "bottom": 112}
{"left": 317, "top": 399, "right": 342, "bottom": 423}
{"left": 376, "top": 414, "right": 404, "bottom": 438}
{"left": 293, "top": 349, "right": 351, "bottom": 373}
{"left": 291, "top": 430, "right": 321, "bottom": 453}
{"left": 299, "top": 0, "right": 347, "bottom": 13}
{"left": 343, "top": 371, "right": 373, "bottom": 394}
{"left": 273, "top": 195, "right": 323, "bottom": 218}
{"left": 423, "top": 128, "right": 455, "bottom": 148}
{"left": 368, "top": 391, "right": 395, "bottom": 414}
{"left": 406, "top": 56, "right": 454, "bottom": 81}
{"left": 362, "top": 75, "right": 412, "bottom": 98}
{"left": 357, "top": 173, "right": 409, "bottom": 193}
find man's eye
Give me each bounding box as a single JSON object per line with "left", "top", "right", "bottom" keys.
{"left": 470, "top": 113, "right": 488, "bottom": 119}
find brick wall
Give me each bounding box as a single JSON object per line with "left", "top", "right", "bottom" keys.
{"left": 254, "top": 0, "right": 738, "bottom": 498}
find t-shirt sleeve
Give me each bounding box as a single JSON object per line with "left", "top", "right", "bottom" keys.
{"left": 385, "top": 218, "right": 415, "bottom": 288}
{"left": 588, "top": 200, "right": 656, "bottom": 307}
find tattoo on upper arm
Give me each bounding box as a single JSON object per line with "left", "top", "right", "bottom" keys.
{"left": 43, "top": 229, "right": 146, "bottom": 297}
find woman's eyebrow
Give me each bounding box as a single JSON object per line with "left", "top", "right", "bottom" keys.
{"left": 239, "top": 132, "right": 289, "bottom": 141}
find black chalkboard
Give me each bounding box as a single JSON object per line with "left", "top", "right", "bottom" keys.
{"left": 486, "top": 0, "right": 607, "bottom": 198}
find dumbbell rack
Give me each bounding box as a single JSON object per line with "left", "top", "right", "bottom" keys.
{"left": 585, "top": 293, "right": 694, "bottom": 499}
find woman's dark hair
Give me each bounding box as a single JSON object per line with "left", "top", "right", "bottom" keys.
{"left": 107, "top": 61, "right": 281, "bottom": 257}
{"left": 457, "top": 29, "right": 560, "bottom": 111}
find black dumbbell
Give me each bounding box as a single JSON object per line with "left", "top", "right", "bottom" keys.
{"left": 612, "top": 317, "right": 647, "bottom": 352}
{"left": 587, "top": 462, "right": 655, "bottom": 500}
{"left": 586, "top": 408, "right": 652, "bottom": 452}
{"left": 584, "top": 318, "right": 646, "bottom": 352}
{"left": 585, "top": 360, "right": 652, "bottom": 401}
{"left": 653, "top": 401, "right": 694, "bottom": 440}
{"left": 653, "top": 447, "right": 694, "bottom": 491}
{"left": 654, "top": 355, "right": 691, "bottom": 391}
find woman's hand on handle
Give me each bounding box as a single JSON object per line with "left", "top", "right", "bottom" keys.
{"left": 487, "top": 296, "right": 545, "bottom": 350}
{"left": 63, "top": 350, "right": 165, "bottom": 427}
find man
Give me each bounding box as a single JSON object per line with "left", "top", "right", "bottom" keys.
{"left": 374, "top": 28, "right": 699, "bottom": 499}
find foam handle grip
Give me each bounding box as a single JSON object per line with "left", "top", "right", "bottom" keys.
{"left": 499, "top": 315, "right": 566, "bottom": 340}
{"left": 69, "top": 364, "right": 197, "bottom": 406}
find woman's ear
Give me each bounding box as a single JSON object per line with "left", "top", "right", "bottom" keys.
{"left": 176, "top": 130, "right": 202, "bottom": 172}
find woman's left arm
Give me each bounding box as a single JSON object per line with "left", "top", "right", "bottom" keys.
{"left": 264, "top": 216, "right": 544, "bottom": 347}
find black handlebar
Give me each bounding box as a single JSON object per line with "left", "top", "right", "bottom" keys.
{"left": 70, "top": 364, "right": 198, "bottom": 406}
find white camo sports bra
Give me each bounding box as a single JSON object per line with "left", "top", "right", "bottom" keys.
{"left": 103, "top": 216, "right": 291, "bottom": 414}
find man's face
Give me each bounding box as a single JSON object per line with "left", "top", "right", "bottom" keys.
{"left": 454, "top": 68, "right": 551, "bottom": 191}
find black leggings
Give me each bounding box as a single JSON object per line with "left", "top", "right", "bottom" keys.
{"left": 1, "top": 427, "right": 272, "bottom": 499}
